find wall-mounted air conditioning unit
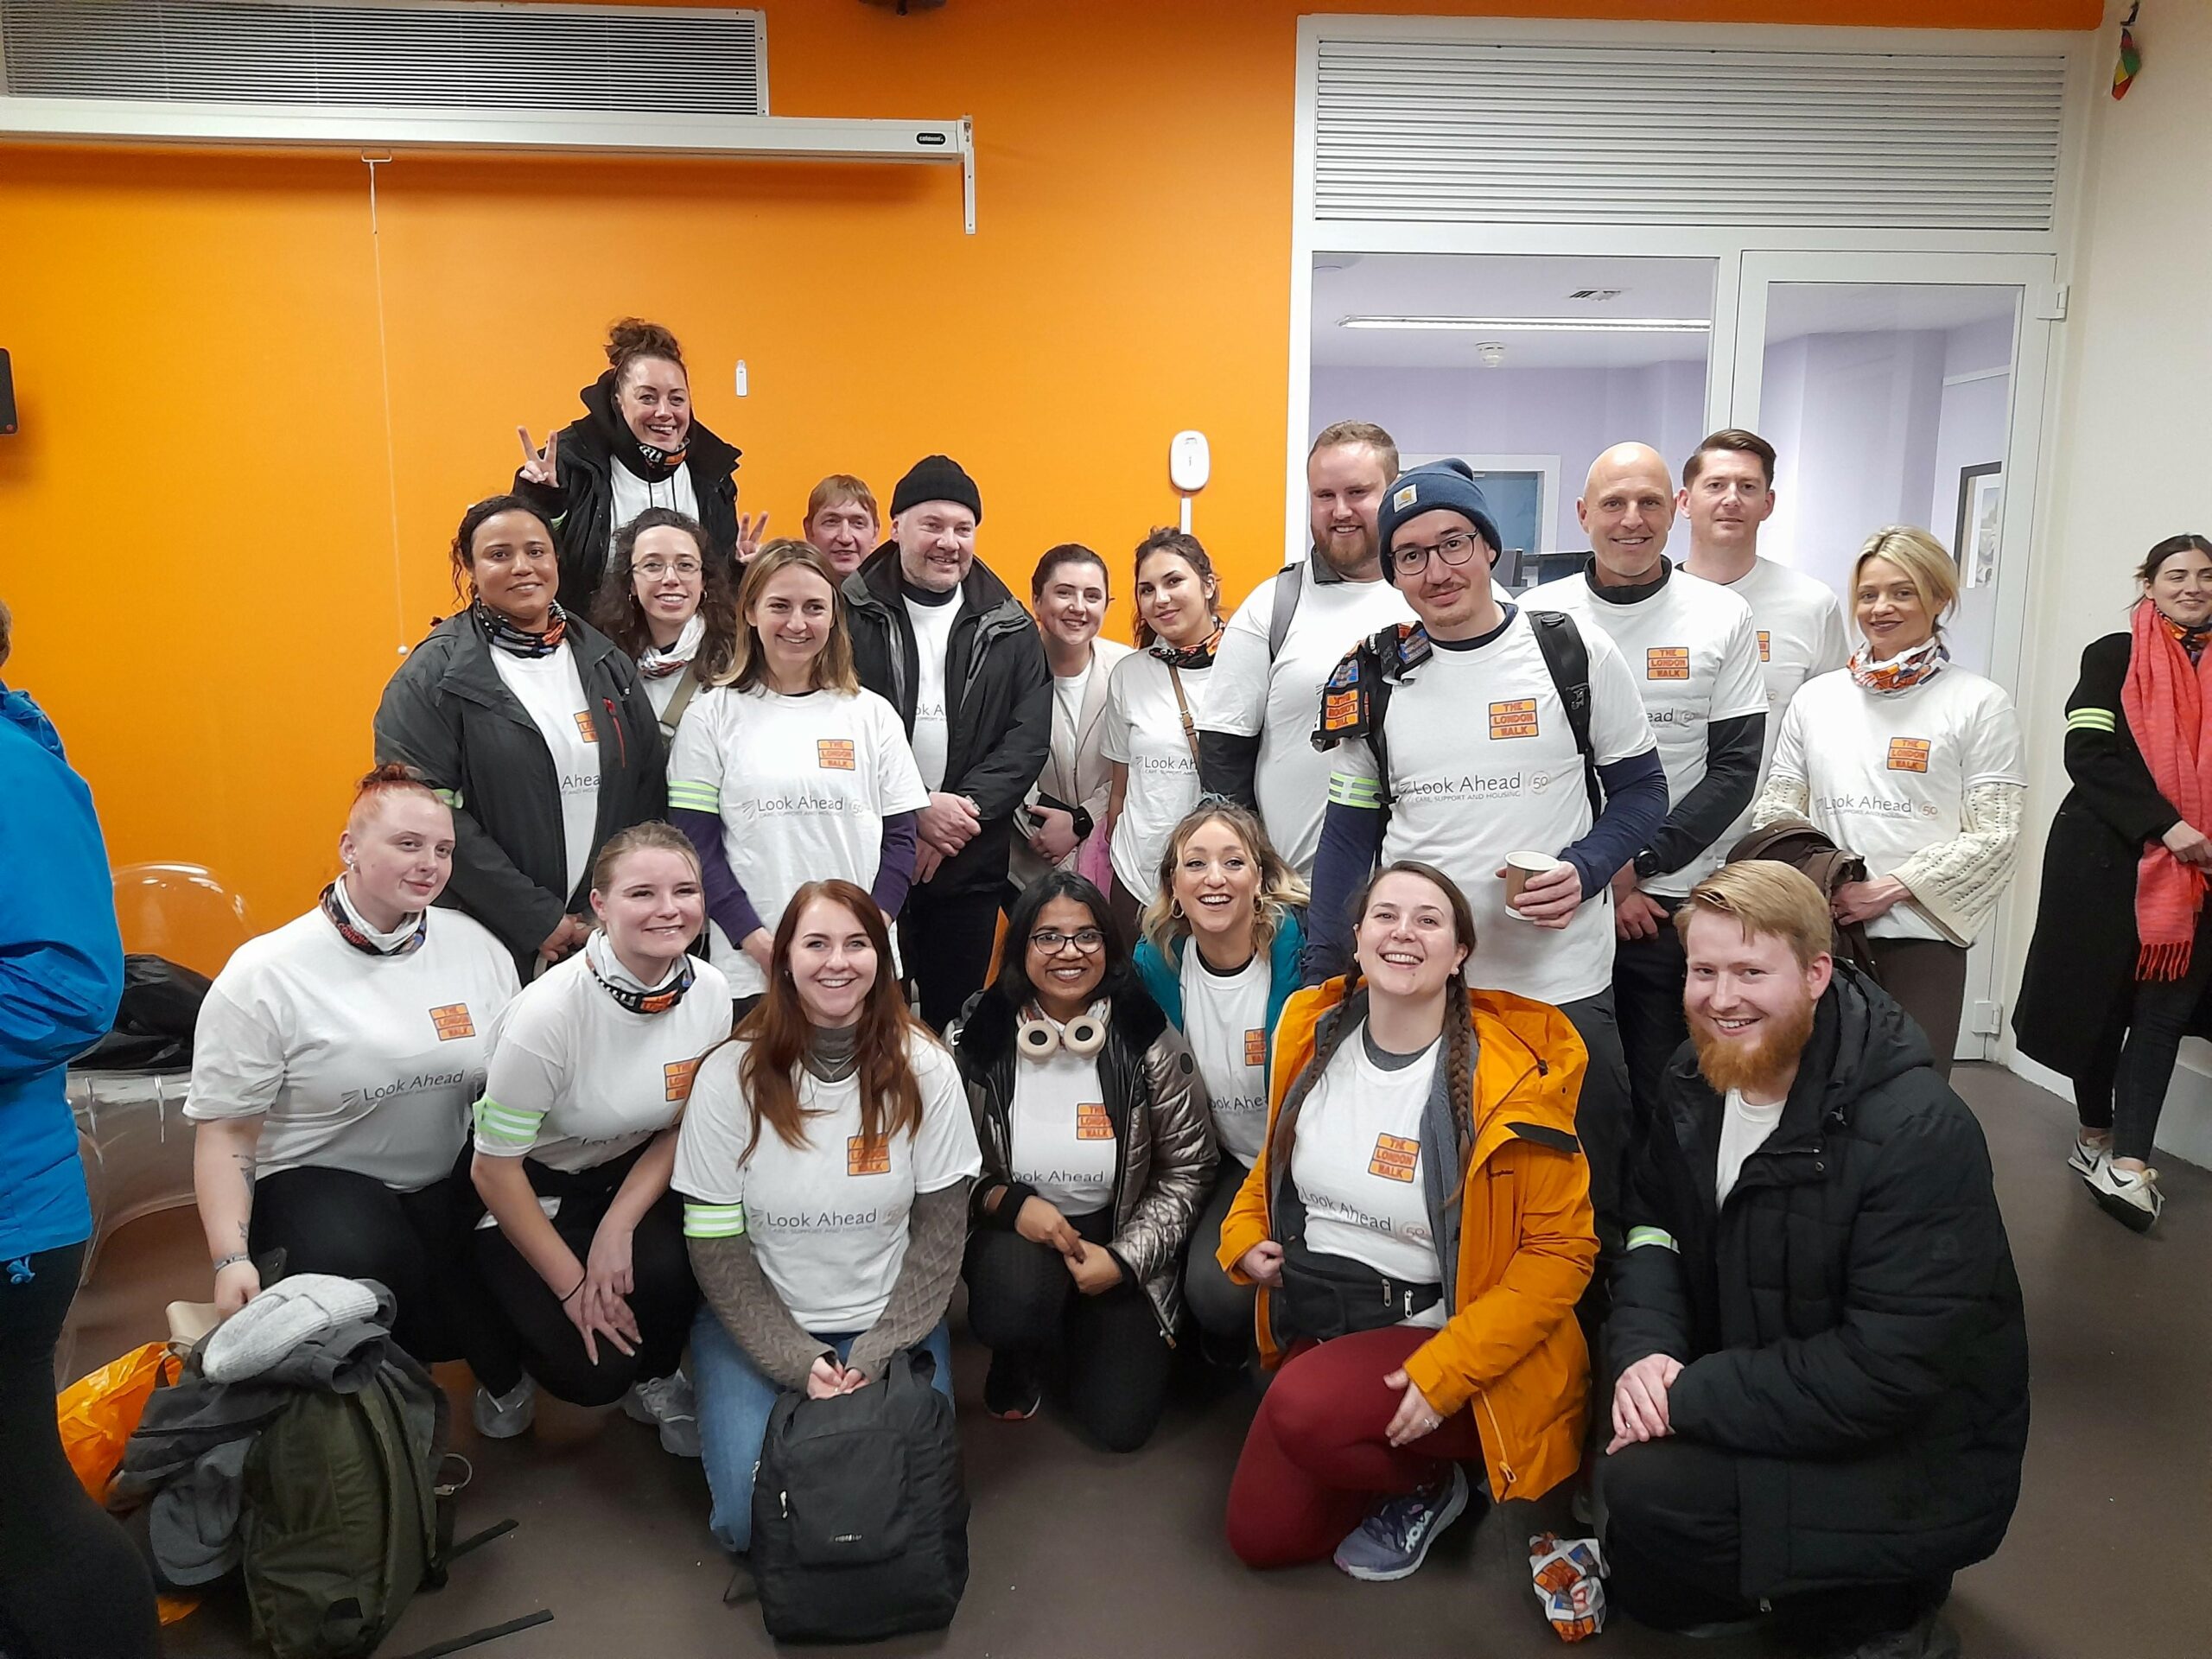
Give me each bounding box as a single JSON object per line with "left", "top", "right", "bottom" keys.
{"left": 0, "top": 0, "right": 976, "bottom": 230}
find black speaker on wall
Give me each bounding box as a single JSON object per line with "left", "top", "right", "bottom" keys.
{"left": 0, "top": 350, "right": 14, "bottom": 435}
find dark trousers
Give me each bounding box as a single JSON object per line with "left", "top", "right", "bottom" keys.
{"left": 1105, "top": 875, "right": 1146, "bottom": 944}
{"left": 2073, "top": 911, "right": 2212, "bottom": 1161}
{"left": 1613, "top": 906, "right": 1689, "bottom": 1127}
{"left": 0, "top": 1242, "right": 161, "bottom": 1659}
{"left": 964, "top": 1208, "right": 1175, "bottom": 1452}
{"left": 1603, "top": 1436, "right": 1949, "bottom": 1644}
{"left": 1867, "top": 937, "right": 1969, "bottom": 1080}
{"left": 1182, "top": 1157, "right": 1255, "bottom": 1344}
{"left": 470, "top": 1144, "right": 696, "bottom": 1406}
{"left": 251, "top": 1164, "right": 510, "bottom": 1381}
{"left": 1558, "top": 988, "right": 1632, "bottom": 1236}
{"left": 901, "top": 882, "right": 1006, "bottom": 1032}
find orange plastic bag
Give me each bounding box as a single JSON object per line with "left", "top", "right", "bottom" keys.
{"left": 58, "top": 1341, "right": 198, "bottom": 1624}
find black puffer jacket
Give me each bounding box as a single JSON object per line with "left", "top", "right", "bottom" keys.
{"left": 373, "top": 613, "right": 665, "bottom": 969}
{"left": 951, "top": 982, "right": 1216, "bottom": 1339}
{"left": 513, "top": 372, "right": 741, "bottom": 613}
{"left": 1609, "top": 964, "right": 2028, "bottom": 1601}
{"left": 843, "top": 548, "right": 1051, "bottom": 897}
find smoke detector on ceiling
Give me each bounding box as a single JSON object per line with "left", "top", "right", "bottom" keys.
{"left": 1567, "top": 289, "right": 1625, "bottom": 302}
{"left": 1477, "top": 343, "right": 1506, "bottom": 368}
{"left": 861, "top": 0, "right": 946, "bottom": 10}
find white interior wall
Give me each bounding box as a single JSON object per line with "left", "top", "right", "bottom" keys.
{"left": 2001, "top": 0, "right": 2212, "bottom": 1166}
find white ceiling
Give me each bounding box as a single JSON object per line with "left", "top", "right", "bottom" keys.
{"left": 1313, "top": 254, "right": 2016, "bottom": 372}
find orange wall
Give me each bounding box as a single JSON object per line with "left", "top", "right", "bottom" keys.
{"left": 0, "top": 0, "right": 2096, "bottom": 932}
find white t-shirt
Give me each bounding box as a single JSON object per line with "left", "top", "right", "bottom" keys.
{"left": 606, "top": 457, "right": 700, "bottom": 561}
{"left": 187, "top": 903, "right": 518, "bottom": 1190}
{"left": 904, "top": 594, "right": 962, "bottom": 791}
{"left": 1203, "top": 563, "right": 1414, "bottom": 875}
{"left": 1007, "top": 1038, "right": 1118, "bottom": 1217}
{"left": 1289, "top": 1027, "right": 1446, "bottom": 1329}
{"left": 1713, "top": 556, "right": 1853, "bottom": 849}
{"left": 472, "top": 943, "right": 731, "bottom": 1173}
{"left": 1101, "top": 652, "right": 1211, "bottom": 895}
{"left": 1715, "top": 1086, "right": 1788, "bottom": 1207}
{"left": 1052, "top": 660, "right": 1092, "bottom": 745}
{"left": 1330, "top": 611, "right": 1657, "bottom": 1005}
{"left": 489, "top": 644, "right": 601, "bottom": 899}
{"left": 666, "top": 684, "right": 930, "bottom": 995}
{"left": 1769, "top": 666, "right": 2026, "bottom": 941}
{"left": 1180, "top": 948, "right": 1271, "bottom": 1166}
{"left": 1522, "top": 569, "right": 1768, "bottom": 897}
{"left": 673, "top": 1031, "right": 982, "bottom": 1332}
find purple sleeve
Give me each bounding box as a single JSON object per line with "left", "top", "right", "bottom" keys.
{"left": 671, "top": 806, "right": 766, "bottom": 944}
{"left": 872, "top": 811, "right": 918, "bottom": 917}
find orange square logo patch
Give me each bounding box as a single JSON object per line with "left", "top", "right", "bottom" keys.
{"left": 1076, "top": 1103, "right": 1113, "bottom": 1141}
{"left": 1323, "top": 690, "right": 1359, "bottom": 732}
{"left": 847, "top": 1135, "right": 892, "bottom": 1176}
{"left": 664, "top": 1058, "right": 701, "bottom": 1103}
{"left": 1489, "top": 697, "right": 1538, "bottom": 740}
{"left": 1887, "top": 738, "right": 1931, "bottom": 773}
{"left": 1243, "top": 1028, "right": 1267, "bottom": 1068}
{"left": 1369, "top": 1133, "right": 1419, "bottom": 1182}
{"left": 817, "top": 738, "right": 856, "bottom": 771}
{"left": 1645, "top": 646, "right": 1690, "bottom": 681}
{"left": 429, "top": 1003, "right": 474, "bottom": 1041}
{"left": 573, "top": 709, "right": 598, "bottom": 742}
{"left": 1757, "top": 629, "right": 1772, "bottom": 663}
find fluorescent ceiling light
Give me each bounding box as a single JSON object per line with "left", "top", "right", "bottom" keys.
{"left": 1339, "top": 315, "right": 1711, "bottom": 334}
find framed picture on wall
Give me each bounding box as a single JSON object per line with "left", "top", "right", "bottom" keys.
{"left": 1955, "top": 462, "right": 2003, "bottom": 589}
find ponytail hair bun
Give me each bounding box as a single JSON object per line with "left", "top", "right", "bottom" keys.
{"left": 606, "top": 317, "right": 686, "bottom": 382}
{"left": 349, "top": 762, "right": 442, "bottom": 830}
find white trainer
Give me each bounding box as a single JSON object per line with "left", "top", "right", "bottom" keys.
{"left": 2088, "top": 1160, "right": 2164, "bottom": 1233}
{"left": 624, "top": 1370, "right": 702, "bottom": 1458}
{"left": 2067, "top": 1135, "right": 2110, "bottom": 1182}
{"left": 473, "top": 1376, "right": 537, "bottom": 1440}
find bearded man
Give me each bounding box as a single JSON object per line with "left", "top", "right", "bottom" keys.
{"left": 1598, "top": 861, "right": 2028, "bottom": 1659}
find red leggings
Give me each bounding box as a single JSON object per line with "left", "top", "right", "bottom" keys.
{"left": 1226, "top": 1325, "right": 1488, "bottom": 1568}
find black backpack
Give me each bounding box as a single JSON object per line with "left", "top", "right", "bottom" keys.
{"left": 747, "top": 1350, "right": 969, "bottom": 1643}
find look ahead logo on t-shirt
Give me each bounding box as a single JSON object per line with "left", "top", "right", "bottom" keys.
{"left": 1076, "top": 1103, "right": 1113, "bottom": 1141}
{"left": 429, "top": 1003, "right": 475, "bottom": 1041}
{"left": 817, "top": 738, "right": 856, "bottom": 771}
{"left": 1887, "top": 738, "right": 1932, "bottom": 773}
{"left": 1645, "top": 646, "right": 1690, "bottom": 682}
{"left": 1368, "top": 1133, "right": 1419, "bottom": 1183}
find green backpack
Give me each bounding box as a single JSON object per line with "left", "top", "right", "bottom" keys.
{"left": 238, "top": 1355, "right": 546, "bottom": 1659}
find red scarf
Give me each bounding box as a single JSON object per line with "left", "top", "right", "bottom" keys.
{"left": 2121, "top": 598, "right": 2212, "bottom": 978}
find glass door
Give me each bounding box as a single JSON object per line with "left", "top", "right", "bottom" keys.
{"left": 1728, "top": 251, "right": 2060, "bottom": 1061}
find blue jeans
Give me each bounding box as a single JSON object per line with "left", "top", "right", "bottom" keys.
{"left": 690, "top": 1305, "right": 954, "bottom": 1553}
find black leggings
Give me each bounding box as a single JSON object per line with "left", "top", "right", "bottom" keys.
{"left": 469, "top": 1145, "right": 695, "bottom": 1406}
{"left": 1182, "top": 1158, "right": 1255, "bottom": 1344}
{"left": 2071, "top": 912, "right": 2212, "bottom": 1162}
{"left": 964, "top": 1207, "right": 1176, "bottom": 1452}
{"left": 0, "top": 1241, "right": 161, "bottom": 1659}
{"left": 251, "top": 1164, "right": 512, "bottom": 1381}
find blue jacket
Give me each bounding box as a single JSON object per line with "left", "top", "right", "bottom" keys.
{"left": 0, "top": 686, "right": 124, "bottom": 1265}
{"left": 1132, "top": 910, "right": 1306, "bottom": 1089}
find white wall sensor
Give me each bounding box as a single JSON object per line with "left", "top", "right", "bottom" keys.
{"left": 1170, "top": 430, "right": 1211, "bottom": 494}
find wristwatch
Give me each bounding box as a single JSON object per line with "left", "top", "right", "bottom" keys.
{"left": 1630, "top": 849, "right": 1663, "bottom": 881}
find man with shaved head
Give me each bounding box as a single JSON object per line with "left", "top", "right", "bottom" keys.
{"left": 1524, "top": 443, "right": 1768, "bottom": 1118}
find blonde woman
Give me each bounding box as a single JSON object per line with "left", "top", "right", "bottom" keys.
{"left": 1751, "top": 527, "right": 2024, "bottom": 1077}
{"left": 668, "top": 539, "right": 931, "bottom": 1014}
{"left": 1131, "top": 802, "right": 1307, "bottom": 1350}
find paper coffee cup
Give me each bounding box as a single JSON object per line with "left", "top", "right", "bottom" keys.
{"left": 1503, "top": 850, "right": 1561, "bottom": 917}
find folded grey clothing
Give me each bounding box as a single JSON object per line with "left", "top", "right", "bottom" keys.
{"left": 203, "top": 1274, "right": 382, "bottom": 1383}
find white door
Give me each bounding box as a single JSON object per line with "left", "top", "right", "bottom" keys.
{"left": 1726, "top": 250, "right": 2060, "bottom": 1062}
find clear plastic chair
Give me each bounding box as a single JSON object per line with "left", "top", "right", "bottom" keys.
{"left": 109, "top": 861, "right": 252, "bottom": 978}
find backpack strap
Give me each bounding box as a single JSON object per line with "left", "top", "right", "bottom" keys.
{"left": 1313, "top": 622, "right": 1429, "bottom": 846}
{"left": 1526, "top": 609, "right": 1602, "bottom": 822}
{"left": 390, "top": 1610, "right": 556, "bottom": 1659}
{"left": 1266, "top": 564, "right": 1303, "bottom": 659}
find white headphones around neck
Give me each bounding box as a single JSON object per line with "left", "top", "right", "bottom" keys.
{"left": 1017, "top": 1005, "right": 1107, "bottom": 1060}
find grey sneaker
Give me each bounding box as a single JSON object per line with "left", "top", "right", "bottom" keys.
{"left": 2088, "top": 1160, "right": 2164, "bottom": 1232}
{"left": 1815, "top": 1611, "right": 1962, "bottom": 1659}
{"left": 2067, "top": 1135, "right": 2110, "bottom": 1182}
{"left": 624, "top": 1370, "right": 701, "bottom": 1458}
{"left": 1332, "top": 1464, "right": 1471, "bottom": 1581}
{"left": 472, "top": 1376, "right": 536, "bottom": 1440}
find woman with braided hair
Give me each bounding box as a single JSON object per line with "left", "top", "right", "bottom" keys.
{"left": 1217, "top": 861, "right": 1597, "bottom": 1584}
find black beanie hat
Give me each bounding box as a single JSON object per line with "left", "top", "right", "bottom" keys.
{"left": 1374, "top": 459, "right": 1503, "bottom": 585}
{"left": 890, "top": 454, "right": 982, "bottom": 525}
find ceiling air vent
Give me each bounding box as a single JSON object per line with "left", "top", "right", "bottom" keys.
{"left": 0, "top": 0, "right": 766, "bottom": 117}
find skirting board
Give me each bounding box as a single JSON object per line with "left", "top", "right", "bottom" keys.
{"left": 2006, "top": 1048, "right": 2212, "bottom": 1171}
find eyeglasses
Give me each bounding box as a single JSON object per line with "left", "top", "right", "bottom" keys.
{"left": 1029, "top": 927, "right": 1105, "bottom": 955}
{"left": 1390, "top": 531, "right": 1484, "bottom": 577}
{"left": 636, "top": 559, "right": 702, "bottom": 579}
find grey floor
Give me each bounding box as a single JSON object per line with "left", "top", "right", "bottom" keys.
{"left": 66, "top": 1064, "right": 2212, "bottom": 1659}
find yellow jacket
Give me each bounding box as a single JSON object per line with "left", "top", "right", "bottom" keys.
{"left": 1217, "top": 978, "right": 1597, "bottom": 1501}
